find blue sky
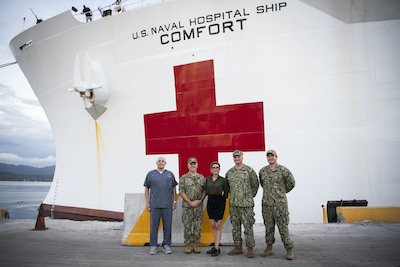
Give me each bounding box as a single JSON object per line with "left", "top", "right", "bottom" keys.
{"left": 0, "top": 0, "right": 150, "bottom": 167}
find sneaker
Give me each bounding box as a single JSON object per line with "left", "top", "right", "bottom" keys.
{"left": 162, "top": 244, "right": 172, "bottom": 254}
{"left": 207, "top": 247, "right": 216, "bottom": 254}
{"left": 211, "top": 248, "right": 221, "bottom": 257}
{"left": 149, "top": 246, "right": 157, "bottom": 255}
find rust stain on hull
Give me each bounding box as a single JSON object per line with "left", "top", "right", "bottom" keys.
{"left": 95, "top": 121, "right": 103, "bottom": 214}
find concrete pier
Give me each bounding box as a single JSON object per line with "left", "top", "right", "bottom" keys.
{"left": 1, "top": 219, "right": 399, "bottom": 266}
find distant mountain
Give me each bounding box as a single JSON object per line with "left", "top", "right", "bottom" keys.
{"left": 0, "top": 163, "right": 55, "bottom": 181}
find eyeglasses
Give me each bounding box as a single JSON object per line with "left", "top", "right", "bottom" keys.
{"left": 211, "top": 166, "right": 220, "bottom": 169}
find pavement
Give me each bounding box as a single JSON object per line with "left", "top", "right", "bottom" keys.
{"left": 0, "top": 219, "right": 400, "bottom": 266}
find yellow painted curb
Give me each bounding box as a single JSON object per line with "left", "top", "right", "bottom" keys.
{"left": 337, "top": 207, "right": 400, "bottom": 223}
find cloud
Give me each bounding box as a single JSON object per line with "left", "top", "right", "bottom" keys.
{"left": 0, "top": 83, "right": 55, "bottom": 167}
{"left": 0, "top": 153, "right": 55, "bottom": 167}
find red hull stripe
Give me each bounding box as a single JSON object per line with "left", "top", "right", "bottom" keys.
{"left": 40, "top": 203, "right": 123, "bottom": 221}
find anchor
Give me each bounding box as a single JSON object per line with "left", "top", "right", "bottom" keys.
{"left": 69, "top": 52, "right": 109, "bottom": 120}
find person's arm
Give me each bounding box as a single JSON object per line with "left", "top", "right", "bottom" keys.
{"left": 201, "top": 191, "right": 206, "bottom": 201}
{"left": 284, "top": 168, "right": 295, "bottom": 193}
{"left": 250, "top": 168, "right": 259, "bottom": 197}
{"left": 189, "top": 191, "right": 205, "bottom": 208}
{"left": 225, "top": 174, "right": 231, "bottom": 197}
{"left": 259, "top": 169, "right": 264, "bottom": 188}
{"left": 172, "top": 187, "right": 177, "bottom": 210}
{"left": 195, "top": 176, "right": 207, "bottom": 205}
{"left": 201, "top": 177, "right": 207, "bottom": 201}
{"left": 145, "top": 186, "right": 151, "bottom": 211}
{"left": 223, "top": 178, "right": 229, "bottom": 198}
{"left": 225, "top": 170, "right": 231, "bottom": 197}
{"left": 180, "top": 192, "right": 198, "bottom": 207}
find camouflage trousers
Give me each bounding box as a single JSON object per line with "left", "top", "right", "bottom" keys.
{"left": 182, "top": 205, "right": 203, "bottom": 245}
{"left": 229, "top": 206, "right": 255, "bottom": 248}
{"left": 262, "top": 203, "right": 294, "bottom": 249}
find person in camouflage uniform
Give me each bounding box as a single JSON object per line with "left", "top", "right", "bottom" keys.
{"left": 225, "top": 150, "right": 259, "bottom": 258}
{"left": 259, "top": 149, "right": 295, "bottom": 260}
{"left": 179, "top": 157, "right": 206, "bottom": 254}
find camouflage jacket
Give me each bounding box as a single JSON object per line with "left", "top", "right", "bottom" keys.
{"left": 259, "top": 164, "right": 295, "bottom": 206}
{"left": 225, "top": 164, "right": 259, "bottom": 207}
{"left": 179, "top": 173, "right": 206, "bottom": 208}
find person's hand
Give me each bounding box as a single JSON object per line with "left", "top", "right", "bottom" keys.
{"left": 191, "top": 199, "right": 202, "bottom": 207}
{"left": 172, "top": 202, "right": 177, "bottom": 210}
{"left": 189, "top": 200, "right": 197, "bottom": 208}
{"left": 146, "top": 203, "right": 151, "bottom": 212}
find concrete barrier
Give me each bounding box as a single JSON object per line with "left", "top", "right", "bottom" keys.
{"left": 337, "top": 207, "right": 400, "bottom": 223}
{"left": 122, "top": 193, "right": 233, "bottom": 246}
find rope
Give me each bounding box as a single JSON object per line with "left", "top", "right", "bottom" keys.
{"left": 0, "top": 62, "right": 17, "bottom": 68}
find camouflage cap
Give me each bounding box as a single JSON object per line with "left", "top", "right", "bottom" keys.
{"left": 266, "top": 150, "right": 277, "bottom": 156}
{"left": 232, "top": 150, "right": 243, "bottom": 157}
{"left": 188, "top": 157, "right": 198, "bottom": 164}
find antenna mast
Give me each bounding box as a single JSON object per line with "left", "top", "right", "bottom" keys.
{"left": 30, "top": 8, "right": 42, "bottom": 24}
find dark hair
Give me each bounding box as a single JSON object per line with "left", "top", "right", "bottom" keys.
{"left": 210, "top": 161, "right": 220, "bottom": 169}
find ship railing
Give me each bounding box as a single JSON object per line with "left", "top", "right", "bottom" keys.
{"left": 72, "top": 0, "right": 168, "bottom": 22}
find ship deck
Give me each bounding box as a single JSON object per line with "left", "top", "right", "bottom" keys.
{"left": 0, "top": 219, "right": 399, "bottom": 266}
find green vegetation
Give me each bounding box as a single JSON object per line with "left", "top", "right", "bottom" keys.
{"left": 0, "top": 163, "right": 54, "bottom": 181}
{"left": 0, "top": 172, "right": 53, "bottom": 181}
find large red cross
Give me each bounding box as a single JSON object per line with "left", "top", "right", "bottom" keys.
{"left": 144, "top": 60, "right": 265, "bottom": 177}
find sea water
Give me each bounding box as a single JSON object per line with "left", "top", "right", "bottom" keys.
{"left": 0, "top": 181, "right": 51, "bottom": 219}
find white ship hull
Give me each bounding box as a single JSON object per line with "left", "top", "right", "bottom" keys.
{"left": 10, "top": 0, "right": 400, "bottom": 223}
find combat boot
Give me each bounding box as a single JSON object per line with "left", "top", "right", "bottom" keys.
{"left": 286, "top": 249, "right": 294, "bottom": 260}
{"left": 260, "top": 244, "right": 274, "bottom": 257}
{"left": 185, "top": 243, "right": 193, "bottom": 254}
{"left": 247, "top": 247, "right": 255, "bottom": 258}
{"left": 228, "top": 246, "right": 243, "bottom": 255}
{"left": 193, "top": 243, "right": 201, "bottom": 253}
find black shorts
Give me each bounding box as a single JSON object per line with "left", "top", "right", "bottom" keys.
{"left": 207, "top": 195, "right": 226, "bottom": 222}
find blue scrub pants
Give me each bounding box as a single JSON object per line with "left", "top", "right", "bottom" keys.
{"left": 150, "top": 207, "right": 173, "bottom": 246}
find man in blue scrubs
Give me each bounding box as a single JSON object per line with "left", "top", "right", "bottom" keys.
{"left": 144, "top": 156, "right": 178, "bottom": 255}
